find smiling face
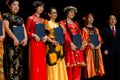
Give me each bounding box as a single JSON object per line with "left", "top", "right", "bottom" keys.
{"left": 9, "top": 1, "right": 19, "bottom": 14}
{"left": 108, "top": 15, "right": 117, "bottom": 26}
{"left": 67, "top": 10, "right": 75, "bottom": 19}
{"left": 48, "top": 8, "right": 58, "bottom": 20}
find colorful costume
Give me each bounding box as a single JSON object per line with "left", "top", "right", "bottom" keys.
{"left": 60, "top": 20, "right": 85, "bottom": 80}
{"left": 82, "top": 27, "right": 105, "bottom": 78}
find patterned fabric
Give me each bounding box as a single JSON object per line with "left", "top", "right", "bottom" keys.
{"left": 2, "top": 12, "right": 24, "bottom": 80}
{"left": 45, "top": 20, "right": 65, "bottom": 66}
{"left": 45, "top": 20, "right": 68, "bottom": 80}
{"left": 82, "top": 27, "right": 105, "bottom": 78}
{"left": 0, "top": 13, "right": 4, "bottom": 80}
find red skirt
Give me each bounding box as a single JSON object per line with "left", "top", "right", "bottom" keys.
{"left": 29, "top": 40, "right": 46, "bottom": 80}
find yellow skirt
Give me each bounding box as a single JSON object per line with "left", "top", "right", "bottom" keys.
{"left": 47, "top": 58, "right": 68, "bottom": 80}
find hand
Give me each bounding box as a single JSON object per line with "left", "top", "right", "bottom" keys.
{"left": 51, "top": 40, "right": 59, "bottom": 46}
{"left": 0, "top": 35, "right": 5, "bottom": 41}
{"left": 70, "top": 43, "right": 77, "bottom": 51}
{"left": 104, "top": 50, "right": 109, "bottom": 55}
{"left": 80, "top": 45, "right": 85, "bottom": 50}
{"left": 13, "top": 38, "right": 19, "bottom": 46}
{"left": 95, "top": 43, "right": 101, "bottom": 49}
{"left": 32, "top": 34, "right": 40, "bottom": 41}
{"left": 21, "top": 39, "right": 27, "bottom": 46}
{"left": 42, "top": 35, "right": 47, "bottom": 42}
{"left": 90, "top": 43, "right": 95, "bottom": 49}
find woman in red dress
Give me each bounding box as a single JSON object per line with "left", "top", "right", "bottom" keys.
{"left": 60, "top": 6, "right": 86, "bottom": 80}
{"left": 26, "top": 1, "right": 47, "bottom": 80}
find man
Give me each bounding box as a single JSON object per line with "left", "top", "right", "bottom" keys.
{"left": 103, "top": 14, "right": 120, "bottom": 80}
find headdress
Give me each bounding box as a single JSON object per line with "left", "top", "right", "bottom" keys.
{"left": 63, "top": 6, "right": 78, "bottom": 13}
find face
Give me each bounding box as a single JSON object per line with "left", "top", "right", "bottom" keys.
{"left": 87, "top": 14, "right": 94, "bottom": 24}
{"left": 67, "top": 10, "right": 75, "bottom": 19}
{"left": 9, "top": 1, "right": 19, "bottom": 14}
{"left": 109, "top": 15, "right": 117, "bottom": 26}
{"left": 36, "top": 5, "right": 44, "bottom": 14}
{"left": 48, "top": 9, "right": 58, "bottom": 20}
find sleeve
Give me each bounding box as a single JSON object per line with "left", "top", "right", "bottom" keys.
{"left": 0, "top": 12, "right": 2, "bottom": 20}
{"left": 95, "top": 28, "right": 103, "bottom": 43}
{"left": 25, "top": 16, "right": 33, "bottom": 39}
{"left": 81, "top": 28, "right": 89, "bottom": 46}
{"left": 60, "top": 20, "right": 72, "bottom": 44}
{"left": 2, "top": 13, "right": 9, "bottom": 20}
{"left": 44, "top": 20, "right": 50, "bottom": 35}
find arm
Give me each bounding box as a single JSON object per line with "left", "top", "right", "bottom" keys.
{"left": 60, "top": 20, "right": 76, "bottom": 50}
{"left": 21, "top": 24, "right": 28, "bottom": 46}
{"left": 26, "top": 17, "right": 40, "bottom": 41}
{"left": 25, "top": 17, "right": 34, "bottom": 39}
{"left": 60, "top": 20, "right": 72, "bottom": 44}
{"left": 4, "top": 20, "right": 19, "bottom": 46}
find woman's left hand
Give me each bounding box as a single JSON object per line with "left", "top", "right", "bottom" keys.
{"left": 21, "top": 38, "right": 27, "bottom": 46}
{"left": 95, "top": 43, "right": 101, "bottom": 49}
{"left": 42, "top": 35, "right": 48, "bottom": 42}
{"left": 80, "top": 45, "right": 85, "bottom": 50}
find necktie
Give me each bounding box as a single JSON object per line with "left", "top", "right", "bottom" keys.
{"left": 112, "top": 27, "right": 116, "bottom": 37}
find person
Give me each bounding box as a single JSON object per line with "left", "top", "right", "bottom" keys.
{"left": 102, "top": 14, "right": 120, "bottom": 80}
{"left": 2, "top": 0, "right": 28, "bottom": 80}
{"left": 82, "top": 13, "right": 105, "bottom": 80}
{"left": 26, "top": 1, "right": 47, "bottom": 80}
{"left": 0, "top": 12, "right": 5, "bottom": 80}
{"left": 45, "top": 7, "right": 68, "bottom": 80}
{"left": 60, "top": 6, "right": 86, "bottom": 80}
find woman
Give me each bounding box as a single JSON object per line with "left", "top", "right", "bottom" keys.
{"left": 45, "top": 7, "right": 68, "bottom": 80}
{"left": 60, "top": 6, "right": 86, "bottom": 80}
{"left": 0, "top": 12, "right": 5, "bottom": 80}
{"left": 26, "top": 1, "right": 47, "bottom": 80}
{"left": 2, "top": 0, "right": 28, "bottom": 80}
{"left": 82, "top": 13, "right": 105, "bottom": 79}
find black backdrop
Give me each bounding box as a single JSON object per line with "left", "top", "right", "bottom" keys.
{"left": 1, "top": 0, "right": 120, "bottom": 80}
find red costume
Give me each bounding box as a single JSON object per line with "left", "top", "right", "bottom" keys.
{"left": 26, "top": 14, "right": 46, "bottom": 80}
{"left": 60, "top": 20, "right": 85, "bottom": 80}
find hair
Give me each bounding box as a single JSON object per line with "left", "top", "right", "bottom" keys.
{"left": 7, "top": 0, "right": 19, "bottom": 6}
{"left": 45, "top": 7, "right": 57, "bottom": 20}
{"left": 48, "top": 7, "right": 56, "bottom": 14}
{"left": 107, "top": 14, "right": 117, "bottom": 21}
{"left": 33, "top": 1, "right": 45, "bottom": 9}
{"left": 83, "top": 13, "right": 94, "bottom": 25}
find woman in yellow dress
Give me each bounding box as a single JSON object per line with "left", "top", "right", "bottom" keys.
{"left": 0, "top": 12, "right": 5, "bottom": 80}
{"left": 45, "top": 7, "right": 68, "bottom": 80}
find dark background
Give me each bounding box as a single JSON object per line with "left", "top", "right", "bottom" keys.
{"left": 0, "top": 0, "right": 120, "bottom": 80}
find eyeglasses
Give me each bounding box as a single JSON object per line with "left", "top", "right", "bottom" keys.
{"left": 51, "top": 12, "right": 57, "bottom": 14}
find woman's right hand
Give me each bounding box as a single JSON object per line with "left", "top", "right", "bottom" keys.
{"left": 32, "top": 34, "right": 40, "bottom": 41}
{"left": 51, "top": 40, "right": 59, "bottom": 46}
{"left": 13, "top": 38, "right": 19, "bottom": 46}
{"left": 90, "top": 43, "right": 95, "bottom": 49}
{"left": 70, "top": 43, "right": 77, "bottom": 51}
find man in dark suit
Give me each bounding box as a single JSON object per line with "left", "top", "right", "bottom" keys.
{"left": 102, "top": 14, "right": 120, "bottom": 80}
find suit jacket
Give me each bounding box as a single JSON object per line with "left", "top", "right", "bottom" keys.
{"left": 103, "top": 26, "right": 120, "bottom": 55}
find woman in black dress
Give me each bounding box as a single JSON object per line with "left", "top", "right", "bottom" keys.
{"left": 2, "top": 0, "right": 27, "bottom": 80}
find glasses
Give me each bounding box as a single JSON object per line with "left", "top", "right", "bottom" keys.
{"left": 51, "top": 12, "right": 57, "bottom": 14}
